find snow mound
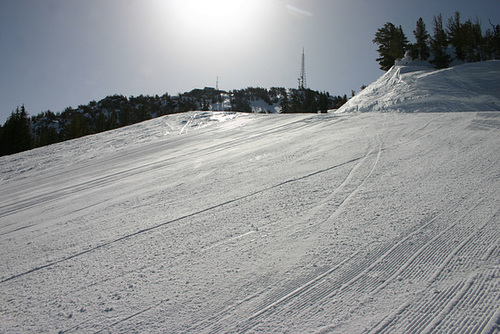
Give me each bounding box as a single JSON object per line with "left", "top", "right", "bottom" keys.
{"left": 338, "top": 60, "right": 500, "bottom": 113}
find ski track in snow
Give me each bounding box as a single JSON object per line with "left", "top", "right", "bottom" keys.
{"left": 0, "top": 111, "right": 499, "bottom": 333}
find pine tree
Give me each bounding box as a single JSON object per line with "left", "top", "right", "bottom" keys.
{"left": 430, "top": 14, "right": 452, "bottom": 68}
{"left": 492, "top": 22, "right": 500, "bottom": 59}
{"left": 447, "top": 12, "right": 485, "bottom": 62}
{"left": 280, "top": 90, "right": 290, "bottom": 113}
{"left": 373, "top": 22, "right": 409, "bottom": 71}
{"left": 394, "top": 25, "right": 409, "bottom": 60}
{"left": 1, "top": 105, "right": 32, "bottom": 155}
{"left": 447, "top": 12, "right": 466, "bottom": 61}
{"left": 485, "top": 22, "right": 500, "bottom": 59}
{"left": 318, "top": 92, "right": 329, "bottom": 113}
{"left": 0, "top": 124, "right": 4, "bottom": 156}
{"left": 412, "top": 17, "right": 430, "bottom": 60}
{"left": 469, "top": 19, "right": 484, "bottom": 61}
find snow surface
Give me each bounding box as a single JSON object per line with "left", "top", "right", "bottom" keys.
{"left": 1, "top": 64, "right": 500, "bottom": 333}
{"left": 338, "top": 60, "right": 500, "bottom": 113}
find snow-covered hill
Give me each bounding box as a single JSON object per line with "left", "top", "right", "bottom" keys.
{"left": 338, "top": 60, "right": 500, "bottom": 113}
{"left": 1, "top": 110, "right": 499, "bottom": 333}
{"left": 1, "top": 61, "right": 500, "bottom": 332}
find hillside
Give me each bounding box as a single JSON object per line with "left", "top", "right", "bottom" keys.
{"left": 1, "top": 108, "right": 500, "bottom": 332}
{"left": 1, "top": 87, "right": 348, "bottom": 157}
{"left": 338, "top": 60, "right": 500, "bottom": 113}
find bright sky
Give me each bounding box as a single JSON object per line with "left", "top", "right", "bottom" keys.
{"left": 0, "top": 0, "right": 498, "bottom": 123}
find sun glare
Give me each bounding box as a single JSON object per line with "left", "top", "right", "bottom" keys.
{"left": 170, "top": 0, "right": 265, "bottom": 38}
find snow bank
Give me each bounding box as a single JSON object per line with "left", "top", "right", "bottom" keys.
{"left": 337, "top": 60, "right": 500, "bottom": 113}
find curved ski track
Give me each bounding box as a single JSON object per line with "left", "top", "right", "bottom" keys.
{"left": 2, "top": 112, "right": 499, "bottom": 333}
{"left": 194, "top": 179, "right": 499, "bottom": 334}
{"left": 0, "top": 115, "right": 350, "bottom": 283}
{"left": 183, "top": 117, "right": 500, "bottom": 333}
{"left": 0, "top": 115, "right": 316, "bottom": 221}
{"left": 184, "top": 135, "right": 383, "bottom": 333}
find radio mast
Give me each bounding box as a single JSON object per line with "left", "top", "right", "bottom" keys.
{"left": 298, "top": 48, "right": 307, "bottom": 90}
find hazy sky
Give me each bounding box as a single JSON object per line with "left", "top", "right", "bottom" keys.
{"left": 0, "top": 0, "right": 498, "bottom": 123}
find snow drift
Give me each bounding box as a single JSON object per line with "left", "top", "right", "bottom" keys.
{"left": 338, "top": 60, "right": 500, "bottom": 113}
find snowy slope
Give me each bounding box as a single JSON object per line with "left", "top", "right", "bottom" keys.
{"left": 338, "top": 60, "right": 500, "bottom": 113}
{"left": 1, "top": 109, "right": 499, "bottom": 333}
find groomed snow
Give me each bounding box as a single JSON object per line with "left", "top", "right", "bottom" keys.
{"left": 1, "top": 108, "right": 499, "bottom": 333}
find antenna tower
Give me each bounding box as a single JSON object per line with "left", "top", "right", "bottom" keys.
{"left": 298, "top": 48, "right": 306, "bottom": 90}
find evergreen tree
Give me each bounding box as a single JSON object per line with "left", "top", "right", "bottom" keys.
{"left": 1, "top": 105, "right": 32, "bottom": 155}
{"left": 447, "top": 12, "right": 485, "bottom": 62}
{"left": 290, "top": 90, "right": 302, "bottom": 112}
{"left": 491, "top": 22, "right": 500, "bottom": 59}
{"left": 373, "top": 22, "right": 409, "bottom": 71}
{"left": 302, "top": 89, "right": 317, "bottom": 113}
{"left": 280, "top": 90, "right": 290, "bottom": 113}
{"left": 65, "top": 113, "right": 90, "bottom": 140}
{"left": 0, "top": 124, "right": 4, "bottom": 156}
{"left": 485, "top": 22, "right": 500, "bottom": 59}
{"left": 411, "top": 17, "right": 431, "bottom": 60}
{"left": 468, "top": 18, "right": 484, "bottom": 61}
{"left": 430, "top": 14, "right": 452, "bottom": 68}
{"left": 447, "top": 12, "right": 466, "bottom": 61}
{"left": 318, "top": 92, "right": 330, "bottom": 113}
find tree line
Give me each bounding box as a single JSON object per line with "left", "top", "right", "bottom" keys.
{"left": 373, "top": 12, "right": 500, "bottom": 70}
{"left": 0, "top": 87, "right": 349, "bottom": 156}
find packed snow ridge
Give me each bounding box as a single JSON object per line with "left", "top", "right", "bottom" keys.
{"left": 338, "top": 60, "right": 500, "bottom": 113}
{"left": 1, "top": 61, "right": 499, "bottom": 333}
